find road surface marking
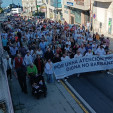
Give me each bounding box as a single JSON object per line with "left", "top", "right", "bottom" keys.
{"left": 107, "top": 72, "right": 113, "bottom": 75}
{"left": 62, "top": 80, "right": 96, "bottom": 113}
{"left": 60, "top": 80, "right": 89, "bottom": 113}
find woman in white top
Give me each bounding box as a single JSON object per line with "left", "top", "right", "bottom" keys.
{"left": 74, "top": 50, "right": 82, "bottom": 58}
{"left": 85, "top": 49, "right": 93, "bottom": 56}
{"left": 45, "top": 59, "right": 54, "bottom": 83}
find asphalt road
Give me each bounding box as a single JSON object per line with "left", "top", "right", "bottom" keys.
{"left": 68, "top": 71, "right": 113, "bottom": 113}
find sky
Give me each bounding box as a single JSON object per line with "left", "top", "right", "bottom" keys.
{"left": 1, "top": 0, "right": 22, "bottom": 7}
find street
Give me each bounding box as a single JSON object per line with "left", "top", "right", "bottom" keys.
{"left": 67, "top": 71, "right": 113, "bottom": 113}
{"left": 1, "top": 0, "right": 113, "bottom": 113}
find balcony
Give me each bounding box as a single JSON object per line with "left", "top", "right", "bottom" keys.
{"left": 64, "top": 0, "right": 90, "bottom": 10}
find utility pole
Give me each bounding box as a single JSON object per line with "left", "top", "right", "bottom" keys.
{"left": 90, "top": 0, "right": 93, "bottom": 31}
{"left": 36, "top": 0, "right": 38, "bottom": 13}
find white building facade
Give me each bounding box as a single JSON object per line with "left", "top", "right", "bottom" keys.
{"left": 44, "top": 0, "right": 62, "bottom": 21}
{"left": 62, "top": 0, "right": 91, "bottom": 25}
{"left": 22, "top": 0, "right": 36, "bottom": 14}
{"left": 93, "top": 0, "right": 113, "bottom": 35}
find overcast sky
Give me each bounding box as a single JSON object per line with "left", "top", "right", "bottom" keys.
{"left": 2, "top": 0, "right": 22, "bottom": 7}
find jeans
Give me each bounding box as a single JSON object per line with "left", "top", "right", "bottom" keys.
{"left": 46, "top": 74, "right": 54, "bottom": 83}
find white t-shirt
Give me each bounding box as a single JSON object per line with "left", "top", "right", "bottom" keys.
{"left": 95, "top": 48, "right": 106, "bottom": 55}
{"left": 88, "top": 37, "right": 93, "bottom": 43}
{"left": 74, "top": 54, "right": 82, "bottom": 58}
{"left": 85, "top": 52, "right": 93, "bottom": 56}
{"left": 45, "top": 62, "right": 53, "bottom": 74}
{"left": 66, "top": 41, "right": 71, "bottom": 46}
{"left": 61, "top": 56, "right": 70, "bottom": 61}
{"left": 36, "top": 50, "right": 43, "bottom": 56}
{"left": 24, "top": 54, "right": 33, "bottom": 65}
{"left": 61, "top": 57, "right": 66, "bottom": 61}
{"left": 65, "top": 47, "right": 70, "bottom": 51}
{"left": 78, "top": 47, "right": 86, "bottom": 55}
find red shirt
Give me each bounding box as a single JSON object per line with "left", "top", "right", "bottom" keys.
{"left": 15, "top": 57, "right": 23, "bottom": 69}
{"left": 37, "top": 59, "right": 41, "bottom": 71}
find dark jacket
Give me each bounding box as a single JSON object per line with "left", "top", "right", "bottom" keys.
{"left": 53, "top": 57, "right": 61, "bottom": 63}
{"left": 34, "top": 58, "right": 44, "bottom": 72}
{"left": 44, "top": 51, "right": 54, "bottom": 61}
{"left": 17, "top": 65, "right": 27, "bottom": 78}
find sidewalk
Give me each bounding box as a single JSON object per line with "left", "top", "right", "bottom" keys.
{"left": 9, "top": 75, "right": 84, "bottom": 113}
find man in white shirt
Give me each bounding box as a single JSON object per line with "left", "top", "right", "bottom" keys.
{"left": 24, "top": 51, "right": 33, "bottom": 66}
{"left": 95, "top": 46, "right": 106, "bottom": 56}
{"left": 36, "top": 48, "right": 43, "bottom": 57}
{"left": 45, "top": 59, "right": 54, "bottom": 83}
{"left": 66, "top": 39, "right": 71, "bottom": 47}
{"left": 61, "top": 54, "right": 66, "bottom": 61}
{"left": 61, "top": 54, "right": 70, "bottom": 61}
{"left": 78, "top": 45, "right": 86, "bottom": 56}
{"left": 10, "top": 45, "right": 18, "bottom": 59}
{"left": 92, "top": 41, "right": 97, "bottom": 52}
{"left": 88, "top": 35, "right": 93, "bottom": 44}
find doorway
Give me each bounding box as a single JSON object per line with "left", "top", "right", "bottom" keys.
{"left": 71, "top": 16, "right": 74, "bottom": 24}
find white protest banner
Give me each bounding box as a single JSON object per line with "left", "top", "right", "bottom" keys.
{"left": 53, "top": 54, "right": 113, "bottom": 79}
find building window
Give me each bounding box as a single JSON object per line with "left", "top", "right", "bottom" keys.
{"left": 76, "top": 0, "right": 84, "bottom": 6}
{"left": 50, "top": 0, "right": 62, "bottom": 8}
{"left": 64, "top": 10, "right": 68, "bottom": 14}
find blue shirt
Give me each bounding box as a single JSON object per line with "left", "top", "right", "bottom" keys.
{"left": 39, "top": 42, "right": 46, "bottom": 49}
{"left": 85, "top": 46, "right": 92, "bottom": 53}
{"left": 2, "top": 38, "right": 8, "bottom": 47}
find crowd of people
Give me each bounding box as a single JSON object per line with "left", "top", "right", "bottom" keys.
{"left": 1, "top": 16, "right": 111, "bottom": 94}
